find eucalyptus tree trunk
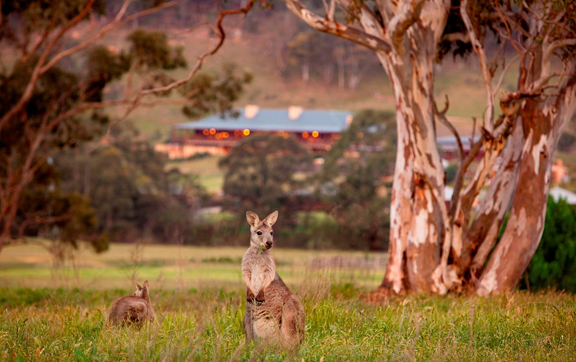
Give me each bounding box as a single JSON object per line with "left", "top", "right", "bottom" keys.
{"left": 284, "top": 0, "right": 449, "bottom": 294}
{"left": 478, "top": 75, "right": 576, "bottom": 295}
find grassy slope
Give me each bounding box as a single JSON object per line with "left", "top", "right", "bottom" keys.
{"left": 0, "top": 244, "right": 575, "bottom": 361}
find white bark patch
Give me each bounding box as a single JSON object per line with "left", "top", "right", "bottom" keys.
{"left": 410, "top": 208, "right": 430, "bottom": 246}
{"left": 431, "top": 265, "right": 447, "bottom": 295}
{"left": 482, "top": 198, "right": 494, "bottom": 215}
{"left": 367, "top": 38, "right": 378, "bottom": 49}
{"left": 478, "top": 267, "right": 498, "bottom": 296}
{"left": 515, "top": 208, "right": 527, "bottom": 237}
{"left": 482, "top": 177, "right": 511, "bottom": 215}
{"left": 531, "top": 135, "right": 548, "bottom": 174}
{"left": 419, "top": 0, "right": 451, "bottom": 43}
{"left": 522, "top": 129, "right": 534, "bottom": 155}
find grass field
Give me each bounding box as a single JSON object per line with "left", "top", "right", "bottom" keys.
{"left": 1, "top": 244, "right": 575, "bottom": 361}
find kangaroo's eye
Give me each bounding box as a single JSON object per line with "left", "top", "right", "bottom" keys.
{"left": 270, "top": 232, "right": 274, "bottom": 236}
{"left": 256, "top": 231, "right": 262, "bottom": 235}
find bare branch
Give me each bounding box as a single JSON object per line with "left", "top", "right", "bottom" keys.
{"left": 460, "top": 0, "right": 494, "bottom": 133}
{"left": 448, "top": 138, "right": 482, "bottom": 220}
{"left": 533, "top": 39, "right": 576, "bottom": 92}
{"left": 434, "top": 95, "right": 464, "bottom": 162}
{"left": 283, "top": 0, "right": 392, "bottom": 53}
{"left": 322, "top": 0, "right": 336, "bottom": 22}
{"left": 494, "top": 54, "right": 521, "bottom": 95}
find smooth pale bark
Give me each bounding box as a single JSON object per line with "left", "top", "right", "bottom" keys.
{"left": 372, "top": 0, "right": 450, "bottom": 294}
{"left": 477, "top": 76, "right": 576, "bottom": 295}
{"left": 455, "top": 124, "right": 523, "bottom": 278}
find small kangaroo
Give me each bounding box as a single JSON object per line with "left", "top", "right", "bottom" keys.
{"left": 242, "top": 210, "right": 305, "bottom": 348}
{"left": 106, "top": 280, "right": 155, "bottom": 327}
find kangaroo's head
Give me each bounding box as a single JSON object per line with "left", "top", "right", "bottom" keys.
{"left": 246, "top": 210, "right": 278, "bottom": 250}
{"left": 133, "top": 280, "right": 150, "bottom": 301}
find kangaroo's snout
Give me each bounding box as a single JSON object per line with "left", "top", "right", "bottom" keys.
{"left": 265, "top": 240, "right": 273, "bottom": 249}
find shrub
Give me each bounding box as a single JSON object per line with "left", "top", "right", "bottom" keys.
{"left": 522, "top": 197, "right": 576, "bottom": 292}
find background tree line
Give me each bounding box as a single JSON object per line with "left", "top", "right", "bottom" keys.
{"left": 0, "top": 0, "right": 251, "bottom": 257}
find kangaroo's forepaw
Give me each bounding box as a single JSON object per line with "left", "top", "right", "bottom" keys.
{"left": 246, "top": 289, "right": 255, "bottom": 303}
{"left": 255, "top": 289, "right": 265, "bottom": 304}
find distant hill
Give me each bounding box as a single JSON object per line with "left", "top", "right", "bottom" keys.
{"left": 98, "top": 5, "right": 521, "bottom": 139}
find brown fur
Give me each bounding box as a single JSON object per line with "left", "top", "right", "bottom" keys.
{"left": 242, "top": 211, "right": 305, "bottom": 348}
{"left": 106, "top": 280, "right": 155, "bottom": 327}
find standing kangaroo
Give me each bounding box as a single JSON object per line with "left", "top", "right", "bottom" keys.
{"left": 106, "top": 280, "right": 155, "bottom": 327}
{"left": 242, "top": 211, "right": 305, "bottom": 347}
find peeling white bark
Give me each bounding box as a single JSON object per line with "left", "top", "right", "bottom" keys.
{"left": 477, "top": 63, "right": 576, "bottom": 295}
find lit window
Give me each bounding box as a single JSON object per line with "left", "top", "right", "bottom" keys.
{"left": 302, "top": 132, "right": 309, "bottom": 138}
{"left": 210, "top": 128, "right": 216, "bottom": 135}
{"left": 312, "top": 131, "right": 319, "bottom": 138}
{"left": 243, "top": 129, "right": 250, "bottom": 136}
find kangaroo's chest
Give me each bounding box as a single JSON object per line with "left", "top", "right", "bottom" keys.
{"left": 250, "top": 257, "right": 275, "bottom": 294}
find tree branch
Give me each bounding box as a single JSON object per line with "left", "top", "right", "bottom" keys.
{"left": 0, "top": 0, "right": 97, "bottom": 133}
{"left": 533, "top": 39, "right": 576, "bottom": 92}
{"left": 283, "top": 0, "right": 392, "bottom": 53}
{"left": 494, "top": 54, "right": 521, "bottom": 95}
{"left": 460, "top": 0, "right": 494, "bottom": 133}
{"left": 387, "top": 0, "right": 426, "bottom": 55}
{"left": 434, "top": 95, "right": 464, "bottom": 162}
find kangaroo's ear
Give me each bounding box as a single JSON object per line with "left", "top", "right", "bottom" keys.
{"left": 143, "top": 280, "right": 149, "bottom": 289}
{"left": 263, "top": 210, "right": 279, "bottom": 227}
{"left": 246, "top": 211, "right": 260, "bottom": 227}
{"left": 137, "top": 283, "right": 143, "bottom": 290}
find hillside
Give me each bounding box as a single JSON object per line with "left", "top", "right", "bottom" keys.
{"left": 101, "top": 24, "right": 519, "bottom": 139}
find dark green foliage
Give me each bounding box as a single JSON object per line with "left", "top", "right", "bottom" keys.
{"left": 522, "top": 197, "right": 576, "bottom": 292}
{"left": 55, "top": 123, "right": 206, "bottom": 244}
{"left": 320, "top": 110, "right": 396, "bottom": 250}
{"left": 180, "top": 63, "right": 253, "bottom": 118}
{"left": 127, "top": 29, "right": 187, "bottom": 70}
{"left": 219, "top": 133, "right": 314, "bottom": 220}
{"left": 85, "top": 46, "right": 131, "bottom": 102}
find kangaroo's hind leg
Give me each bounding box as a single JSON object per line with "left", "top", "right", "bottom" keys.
{"left": 280, "top": 297, "right": 305, "bottom": 347}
